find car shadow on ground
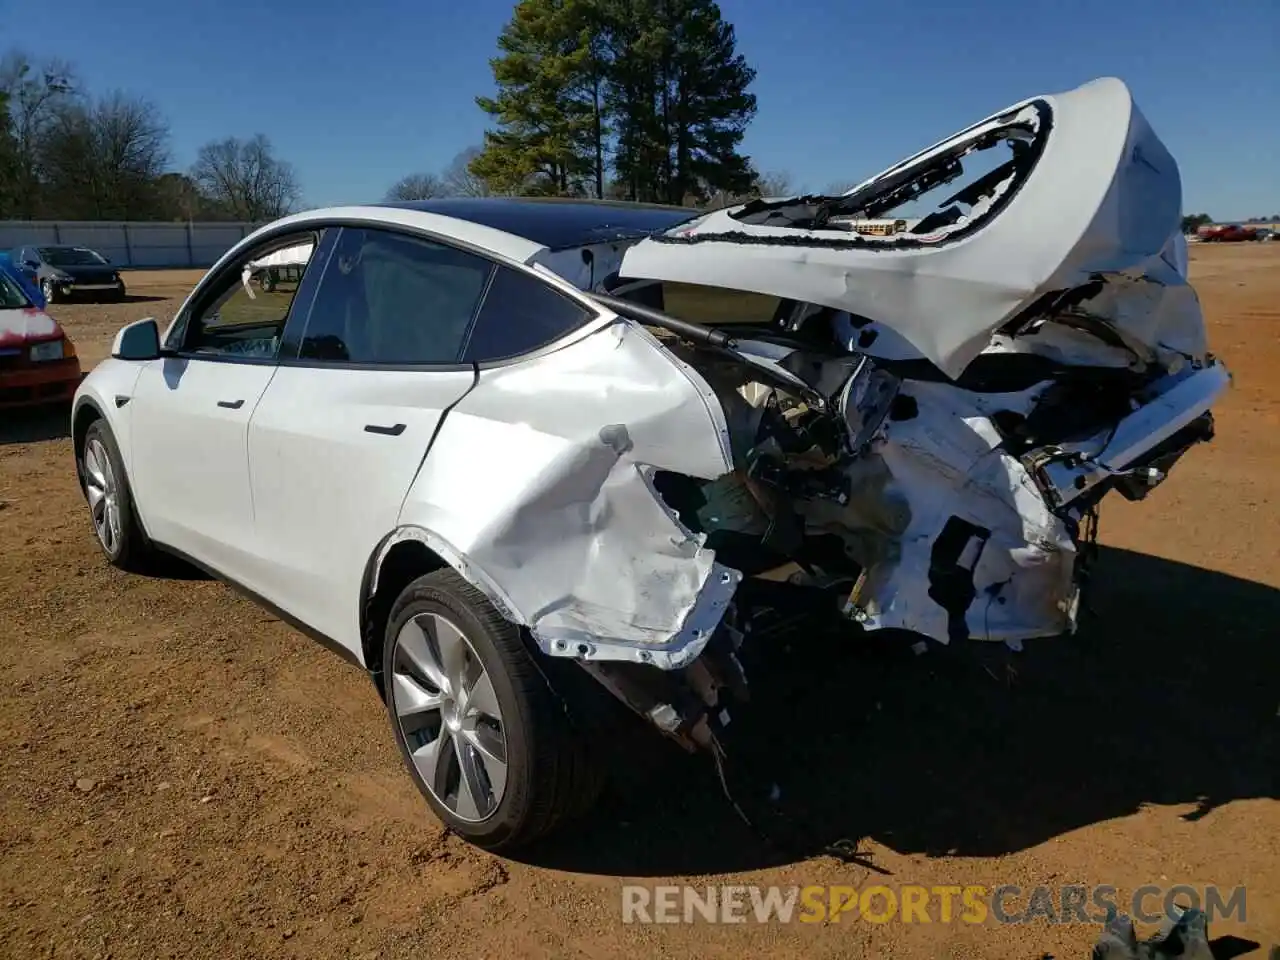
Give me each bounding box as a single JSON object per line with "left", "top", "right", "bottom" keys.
{"left": 513, "top": 546, "right": 1280, "bottom": 876}
{"left": 0, "top": 404, "right": 71, "bottom": 445}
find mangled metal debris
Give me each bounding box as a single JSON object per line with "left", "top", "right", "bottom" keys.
{"left": 387, "top": 78, "right": 1228, "bottom": 749}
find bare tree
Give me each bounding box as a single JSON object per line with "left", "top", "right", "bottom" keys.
{"left": 154, "top": 172, "right": 203, "bottom": 220}
{"left": 39, "top": 92, "right": 170, "bottom": 219}
{"left": 445, "top": 146, "right": 495, "bottom": 197}
{"left": 384, "top": 147, "right": 504, "bottom": 202}
{"left": 754, "top": 169, "right": 795, "bottom": 197}
{"left": 0, "top": 90, "right": 17, "bottom": 216}
{"left": 191, "top": 134, "right": 301, "bottom": 221}
{"left": 385, "top": 171, "right": 444, "bottom": 201}
{"left": 0, "top": 51, "right": 77, "bottom": 216}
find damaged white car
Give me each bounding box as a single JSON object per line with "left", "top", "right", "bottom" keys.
{"left": 72, "top": 76, "right": 1227, "bottom": 849}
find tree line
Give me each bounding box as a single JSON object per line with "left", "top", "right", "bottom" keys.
{"left": 1, "top": 0, "right": 790, "bottom": 221}
{"left": 466, "top": 0, "right": 777, "bottom": 206}
{"left": 1181, "top": 213, "right": 1280, "bottom": 232}
{"left": 0, "top": 50, "right": 301, "bottom": 222}
{"left": 385, "top": 0, "right": 784, "bottom": 206}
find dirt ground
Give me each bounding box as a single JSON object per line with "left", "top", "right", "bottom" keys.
{"left": 1, "top": 247, "right": 1277, "bottom": 959}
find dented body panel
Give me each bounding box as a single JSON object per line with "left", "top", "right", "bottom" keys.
{"left": 392, "top": 317, "right": 741, "bottom": 668}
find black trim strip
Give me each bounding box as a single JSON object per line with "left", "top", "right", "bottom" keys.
{"left": 151, "top": 542, "right": 370, "bottom": 675}
{"left": 166, "top": 351, "right": 277, "bottom": 367}
{"left": 588, "top": 292, "right": 737, "bottom": 348}
{"left": 275, "top": 357, "right": 477, "bottom": 374}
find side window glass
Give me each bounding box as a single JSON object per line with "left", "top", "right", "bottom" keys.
{"left": 462, "top": 267, "right": 592, "bottom": 363}
{"left": 299, "top": 228, "right": 493, "bottom": 365}
{"left": 183, "top": 233, "right": 323, "bottom": 360}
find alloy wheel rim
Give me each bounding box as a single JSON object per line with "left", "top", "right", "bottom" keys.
{"left": 390, "top": 612, "right": 508, "bottom": 823}
{"left": 83, "top": 439, "right": 121, "bottom": 555}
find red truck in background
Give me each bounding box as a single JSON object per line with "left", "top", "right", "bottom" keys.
{"left": 1197, "top": 223, "right": 1260, "bottom": 242}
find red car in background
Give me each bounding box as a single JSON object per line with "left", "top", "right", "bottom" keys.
{"left": 1197, "top": 223, "right": 1259, "bottom": 242}
{"left": 0, "top": 264, "right": 83, "bottom": 407}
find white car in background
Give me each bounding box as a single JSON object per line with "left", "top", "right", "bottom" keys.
{"left": 72, "top": 77, "right": 1228, "bottom": 850}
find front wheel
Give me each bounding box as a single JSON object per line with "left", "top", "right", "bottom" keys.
{"left": 78, "top": 419, "right": 154, "bottom": 571}
{"left": 383, "top": 569, "right": 601, "bottom": 850}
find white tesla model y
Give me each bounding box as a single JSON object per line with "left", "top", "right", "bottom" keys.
{"left": 73, "top": 78, "right": 1228, "bottom": 850}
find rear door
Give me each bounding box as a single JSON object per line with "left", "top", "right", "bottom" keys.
{"left": 128, "top": 229, "right": 327, "bottom": 581}
{"left": 246, "top": 225, "right": 493, "bottom": 656}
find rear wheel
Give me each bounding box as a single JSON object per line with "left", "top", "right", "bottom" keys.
{"left": 383, "top": 569, "right": 601, "bottom": 850}
{"left": 79, "top": 419, "right": 154, "bottom": 571}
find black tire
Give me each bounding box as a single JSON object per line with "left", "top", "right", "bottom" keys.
{"left": 259, "top": 270, "right": 276, "bottom": 293}
{"left": 78, "top": 418, "right": 154, "bottom": 572}
{"left": 40, "top": 278, "right": 55, "bottom": 304}
{"left": 382, "top": 569, "right": 601, "bottom": 850}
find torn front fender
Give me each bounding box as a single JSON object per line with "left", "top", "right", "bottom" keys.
{"left": 394, "top": 315, "right": 743, "bottom": 669}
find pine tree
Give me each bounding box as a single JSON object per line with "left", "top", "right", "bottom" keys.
{"left": 603, "top": 0, "right": 667, "bottom": 202}
{"left": 471, "top": 0, "right": 607, "bottom": 197}
{"left": 604, "top": 0, "right": 756, "bottom": 204}
{"left": 667, "top": 0, "right": 757, "bottom": 203}
{"left": 474, "top": 0, "right": 757, "bottom": 203}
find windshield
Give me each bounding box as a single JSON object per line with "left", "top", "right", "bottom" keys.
{"left": 0, "top": 271, "right": 33, "bottom": 309}
{"left": 39, "top": 246, "right": 108, "bottom": 267}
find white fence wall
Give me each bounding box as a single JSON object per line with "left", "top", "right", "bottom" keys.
{"left": 0, "top": 220, "right": 266, "bottom": 268}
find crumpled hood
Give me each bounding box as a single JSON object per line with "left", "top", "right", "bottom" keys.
{"left": 619, "top": 77, "right": 1195, "bottom": 379}
{"left": 0, "top": 308, "right": 62, "bottom": 347}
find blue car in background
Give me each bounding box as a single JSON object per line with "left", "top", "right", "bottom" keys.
{"left": 0, "top": 252, "right": 47, "bottom": 309}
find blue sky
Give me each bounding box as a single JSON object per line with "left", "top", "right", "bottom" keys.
{"left": 5, "top": 0, "right": 1277, "bottom": 219}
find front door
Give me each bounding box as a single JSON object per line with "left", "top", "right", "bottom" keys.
{"left": 128, "top": 228, "right": 327, "bottom": 582}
